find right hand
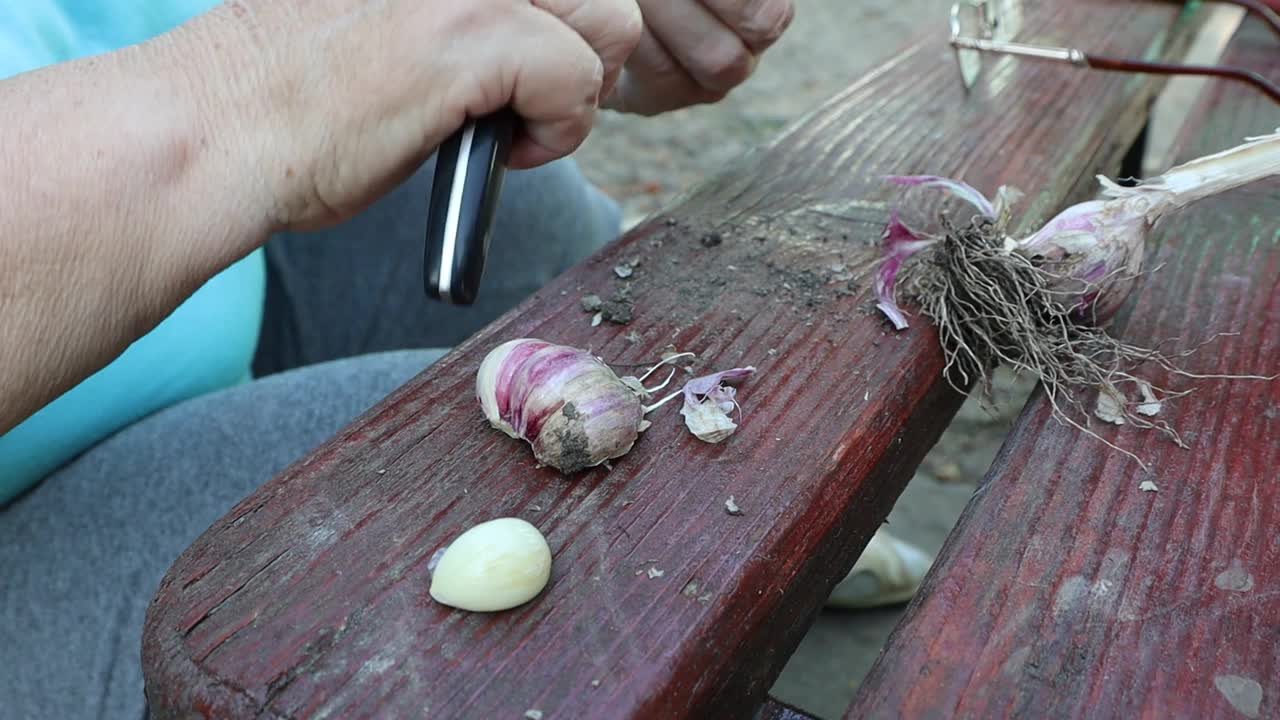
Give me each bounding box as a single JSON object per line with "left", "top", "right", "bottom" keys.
{"left": 602, "top": 0, "right": 794, "bottom": 116}
{"left": 181, "top": 0, "right": 642, "bottom": 232}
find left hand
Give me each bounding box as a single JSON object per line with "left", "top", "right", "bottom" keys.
{"left": 601, "top": 0, "right": 794, "bottom": 116}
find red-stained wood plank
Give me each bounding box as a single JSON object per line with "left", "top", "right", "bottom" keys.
{"left": 847, "top": 16, "right": 1280, "bottom": 720}
{"left": 140, "top": 3, "right": 1213, "bottom": 718}
{"left": 757, "top": 696, "right": 819, "bottom": 720}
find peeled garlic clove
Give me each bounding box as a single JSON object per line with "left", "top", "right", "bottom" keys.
{"left": 429, "top": 517, "right": 552, "bottom": 612}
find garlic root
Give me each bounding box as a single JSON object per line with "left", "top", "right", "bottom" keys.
{"left": 874, "top": 131, "right": 1280, "bottom": 469}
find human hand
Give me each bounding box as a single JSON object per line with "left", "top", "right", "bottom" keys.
{"left": 185, "top": 0, "right": 642, "bottom": 231}
{"left": 600, "top": 0, "right": 794, "bottom": 116}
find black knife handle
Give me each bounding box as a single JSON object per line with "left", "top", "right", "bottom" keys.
{"left": 424, "top": 111, "right": 515, "bottom": 305}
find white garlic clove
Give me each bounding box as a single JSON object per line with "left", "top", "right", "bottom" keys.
{"left": 429, "top": 517, "right": 552, "bottom": 612}
{"left": 475, "top": 338, "right": 529, "bottom": 439}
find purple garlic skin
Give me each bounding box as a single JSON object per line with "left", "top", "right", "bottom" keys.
{"left": 476, "top": 339, "right": 646, "bottom": 474}
{"left": 1013, "top": 197, "right": 1149, "bottom": 324}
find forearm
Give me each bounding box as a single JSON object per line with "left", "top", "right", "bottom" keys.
{"left": 0, "top": 16, "right": 269, "bottom": 433}
{"left": 0, "top": 0, "right": 644, "bottom": 435}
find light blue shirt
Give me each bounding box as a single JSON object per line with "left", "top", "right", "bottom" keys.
{"left": 0, "top": 1, "right": 267, "bottom": 504}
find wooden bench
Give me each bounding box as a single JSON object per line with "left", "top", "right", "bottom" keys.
{"left": 847, "top": 14, "right": 1280, "bottom": 719}
{"left": 138, "top": 2, "right": 1261, "bottom": 718}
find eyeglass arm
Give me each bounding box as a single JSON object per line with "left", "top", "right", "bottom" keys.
{"left": 950, "top": 38, "right": 1280, "bottom": 104}
{"left": 950, "top": 36, "right": 1086, "bottom": 65}
{"left": 1086, "top": 54, "right": 1280, "bottom": 103}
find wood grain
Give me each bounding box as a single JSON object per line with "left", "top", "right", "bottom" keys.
{"left": 140, "top": 3, "right": 1211, "bottom": 718}
{"left": 847, "top": 17, "right": 1280, "bottom": 720}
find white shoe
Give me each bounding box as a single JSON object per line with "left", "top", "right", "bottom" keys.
{"left": 825, "top": 528, "right": 933, "bottom": 610}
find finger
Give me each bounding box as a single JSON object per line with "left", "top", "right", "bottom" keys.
{"left": 507, "top": 102, "right": 597, "bottom": 169}
{"left": 504, "top": 7, "right": 606, "bottom": 168}
{"left": 698, "top": 0, "right": 795, "bottom": 54}
{"left": 531, "top": 0, "right": 643, "bottom": 101}
{"left": 601, "top": 28, "right": 722, "bottom": 116}
{"left": 633, "top": 0, "right": 755, "bottom": 95}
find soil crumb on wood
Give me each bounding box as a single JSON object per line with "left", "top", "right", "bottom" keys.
{"left": 603, "top": 217, "right": 877, "bottom": 326}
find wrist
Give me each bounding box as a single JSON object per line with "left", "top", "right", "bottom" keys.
{"left": 155, "top": 0, "right": 369, "bottom": 235}
{"left": 123, "top": 6, "right": 278, "bottom": 273}
{"left": 0, "top": 20, "right": 277, "bottom": 427}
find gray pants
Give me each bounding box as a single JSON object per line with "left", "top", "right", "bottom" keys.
{"left": 0, "top": 156, "right": 621, "bottom": 720}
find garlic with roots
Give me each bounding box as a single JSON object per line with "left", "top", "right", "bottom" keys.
{"left": 428, "top": 517, "right": 552, "bottom": 612}
{"left": 870, "top": 130, "right": 1280, "bottom": 465}
{"left": 877, "top": 129, "right": 1280, "bottom": 329}
{"left": 477, "top": 338, "right": 756, "bottom": 472}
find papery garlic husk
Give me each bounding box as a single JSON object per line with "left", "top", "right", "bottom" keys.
{"left": 476, "top": 338, "right": 646, "bottom": 474}
{"left": 429, "top": 517, "right": 552, "bottom": 612}
{"left": 678, "top": 367, "right": 756, "bottom": 443}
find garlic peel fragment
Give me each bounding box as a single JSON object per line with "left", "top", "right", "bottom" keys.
{"left": 429, "top": 517, "right": 552, "bottom": 613}
{"left": 885, "top": 174, "right": 995, "bottom": 217}
{"left": 680, "top": 367, "right": 756, "bottom": 443}
{"left": 681, "top": 400, "right": 739, "bottom": 443}
{"left": 874, "top": 211, "right": 938, "bottom": 330}
{"left": 1136, "top": 381, "right": 1163, "bottom": 417}
{"left": 1094, "top": 387, "right": 1127, "bottom": 425}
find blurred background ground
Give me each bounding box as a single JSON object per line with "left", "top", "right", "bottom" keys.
{"left": 570, "top": 2, "right": 1244, "bottom": 717}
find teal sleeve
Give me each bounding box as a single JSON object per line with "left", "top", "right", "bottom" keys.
{"left": 0, "top": 1, "right": 268, "bottom": 504}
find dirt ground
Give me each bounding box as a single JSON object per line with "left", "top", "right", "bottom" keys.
{"left": 570, "top": 2, "right": 1244, "bottom": 718}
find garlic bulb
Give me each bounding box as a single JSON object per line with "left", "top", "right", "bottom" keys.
{"left": 477, "top": 338, "right": 759, "bottom": 470}
{"left": 475, "top": 338, "right": 647, "bottom": 473}
{"left": 864, "top": 132, "right": 1280, "bottom": 456}
{"left": 428, "top": 517, "right": 552, "bottom": 612}
{"left": 1012, "top": 198, "right": 1147, "bottom": 323}
{"left": 877, "top": 129, "right": 1280, "bottom": 328}
{"left": 1020, "top": 129, "right": 1280, "bottom": 322}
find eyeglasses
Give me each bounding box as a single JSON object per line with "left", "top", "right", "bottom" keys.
{"left": 949, "top": 0, "right": 1280, "bottom": 103}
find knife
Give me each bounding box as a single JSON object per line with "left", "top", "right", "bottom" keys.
{"left": 424, "top": 111, "right": 516, "bottom": 305}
